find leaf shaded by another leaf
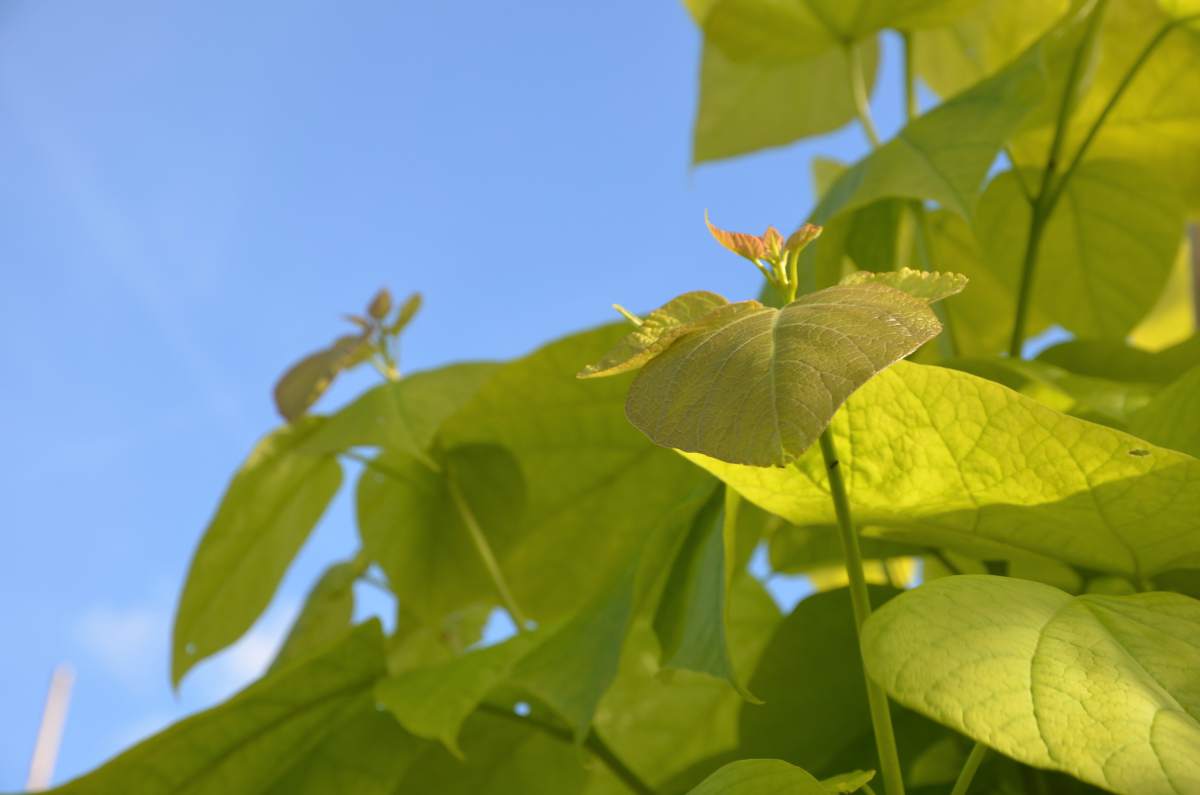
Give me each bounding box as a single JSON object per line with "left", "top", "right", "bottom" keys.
{"left": 48, "top": 623, "right": 386, "bottom": 794}
{"left": 356, "top": 443, "right": 525, "bottom": 626}
{"left": 270, "top": 561, "right": 358, "bottom": 672}
{"left": 654, "top": 488, "right": 756, "bottom": 701}
{"left": 862, "top": 575, "right": 1200, "bottom": 795}
{"left": 172, "top": 418, "right": 342, "bottom": 686}
{"left": 976, "top": 161, "right": 1185, "bottom": 339}
{"left": 376, "top": 561, "right": 637, "bottom": 755}
{"left": 273, "top": 333, "right": 370, "bottom": 422}
{"left": 439, "top": 325, "right": 711, "bottom": 622}
{"left": 1130, "top": 364, "right": 1200, "bottom": 458}
{"left": 578, "top": 292, "right": 730, "bottom": 379}
{"left": 626, "top": 283, "right": 942, "bottom": 466}
{"left": 687, "top": 758, "right": 827, "bottom": 794}
{"left": 685, "top": 360, "right": 1200, "bottom": 579}
{"left": 839, "top": 267, "right": 968, "bottom": 303}
{"left": 1037, "top": 334, "right": 1200, "bottom": 383}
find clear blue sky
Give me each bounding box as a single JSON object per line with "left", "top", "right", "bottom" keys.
{"left": 0, "top": 1, "right": 909, "bottom": 787}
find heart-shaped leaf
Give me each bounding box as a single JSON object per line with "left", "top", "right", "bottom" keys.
{"left": 624, "top": 283, "right": 943, "bottom": 466}
{"left": 686, "top": 758, "right": 827, "bottom": 794}
{"left": 862, "top": 575, "right": 1200, "bottom": 794}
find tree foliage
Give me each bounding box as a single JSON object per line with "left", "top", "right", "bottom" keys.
{"left": 28, "top": 1, "right": 1200, "bottom": 794}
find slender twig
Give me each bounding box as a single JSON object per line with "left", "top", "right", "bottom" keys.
{"left": 818, "top": 430, "right": 905, "bottom": 795}
{"left": 847, "top": 42, "right": 882, "bottom": 148}
{"left": 949, "top": 742, "right": 990, "bottom": 795}
{"left": 476, "top": 703, "right": 654, "bottom": 795}
{"left": 1008, "top": 0, "right": 1110, "bottom": 357}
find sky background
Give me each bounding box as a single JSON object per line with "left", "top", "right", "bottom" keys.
{"left": 0, "top": 1, "right": 923, "bottom": 788}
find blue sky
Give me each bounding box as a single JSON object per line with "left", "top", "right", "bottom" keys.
{"left": 0, "top": 1, "right": 917, "bottom": 787}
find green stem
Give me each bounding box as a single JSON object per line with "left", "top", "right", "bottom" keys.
{"left": 847, "top": 43, "right": 881, "bottom": 148}
{"left": 1045, "top": 13, "right": 1198, "bottom": 213}
{"left": 818, "top": 429, "right": 905, "bottom": 795}
{"left": 1007, "top": 0, "right": 1109, "bottom": 358}
{"left": 949, "top": 742, "right": 989, "bottom": 795}
{"left": 901, "top": 32, "right": 918, "bottom": 122}
{"left": 446, "top": 473, "right": 532, "bottom": 630}
{"left": 477, "top": 703, "right": 653, "bottom": 795}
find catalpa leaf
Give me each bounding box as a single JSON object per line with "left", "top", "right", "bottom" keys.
{"left": 624, "top": 283, "right": 943, "bottom": 466}
{"left": 172, "top": 417, "right": 342, "bottom": 686}
{"left": 1038, "top": 334, "right": 1200, "bottom": 384}
{"left": 976, "top": 161, "right": 1185, "bottom": 339}
{"left": 654, "top": 488, "right": 757, "bottom": 700}
{"left": 687, "top": 758, "right": 827, "bottom": 794}
{"left": 1131, "top": 364, "right": 1200, "bottom": 458}
{"left": 862, "top": 575, "right": 1200, "bottom": 795}
{"left": 356, "top": 443, "right": 525, "bottom": 626}
{"left": 838, "top": 267, "right": 968, "bottom": 303}
{"left": 46, "top": 623, "right": 386, "bottom": 794}
{"left": 270, "top": 560, "right": 358, "bottom": 672}
{"left": 376, "top": 561, "right": 636, "bottom": 754}
{"left": 578, "top": 292, "right": 730, "bottom": 379}
{"left": 685, "top": 361, "right": 1200, "bottom": 579}
{"left": 693, "top": 42, "right": 879, "bottom": 163}
{"left": 820, "top": 770, "right": 876, "bottom": 794}
{"left": 438, "top": 325, "right": 710, "bottom": 622}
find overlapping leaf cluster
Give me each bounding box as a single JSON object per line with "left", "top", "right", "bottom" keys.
{"left": 29, "top": 1, "right": 1200, "bottom": 794}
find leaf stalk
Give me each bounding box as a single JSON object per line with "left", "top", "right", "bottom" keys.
{"left": 949, "top": 742, "right": 989, "bottom": 795}
{"left": 818, "top": 429, "right": 905, "bottom": 795}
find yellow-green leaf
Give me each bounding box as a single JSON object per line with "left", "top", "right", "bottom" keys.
{"left": 1130, "top": 364, "right": 1200, "bottom": 458}
{"left": 578, "top": 292, "right": 730, "bottom": 379}
{"left": 273, "top": 333, "right": 370, "bottom": 422}
{"left": 687, "top": 759, "right": 827, "bottom": 794}
{"left": 838, "top": 267, "right": 968, "bottom": 303}
{"left": 862, "top": 575, "right": 1200, "bottom": 794}
{"left": 625, "top": 284, "right": 942, "bottom": 466}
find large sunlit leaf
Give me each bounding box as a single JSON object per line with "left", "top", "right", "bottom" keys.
{"left": 172, "top": 418, "right": 342, "bottom": 686}
{"left": 47, "top": 623, "right": 386, "bottom": 794}
{"left": 862, "top": 575, "right": 1200, "bottom": 794}
{"left": 693, "top": 42, "right": 879, "bottom": 163}
{"left": 686, "top": 758, "right": 827, "bottom": 795}
{"left": 976, "top": 161, "right": 1185, "bottom": 339}
{"left": 1130, "top": 364, "right": 1200, "bottom": 458}
{"left": 356, "top": 443, "right": 525, "bottom": 626}
{"left": 438, "top": 325, "right": 711, "bottom": 621}
{"left": 686, "top": 361, "right": 1200, "bottom": 579}
{"left": 624, "top": 284, "right": 942, "bottom": 466}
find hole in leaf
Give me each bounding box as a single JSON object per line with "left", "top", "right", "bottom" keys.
{"left": 1129, "top": 449, "right": 1150, "bottom": 457}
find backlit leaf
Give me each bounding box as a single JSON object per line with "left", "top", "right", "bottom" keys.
{"left": 976, "top": 161, "right": 1185, "bottom": 338}
{"left": 862, "top": 575, "right": 1200, "bottom": 794}
{"left": 48, "top": 623, "right": 386, "bottom": 794}
{"left": 693, "top": 42, "right": 879, "bottom": 163}
{"left": 625, "top": 284, "right": 942, "bottom": 466}
{"left": 356, "top": 443, "right": 525, "bottom": 626}
{"left": 172, "top": 418, "right": 342, "bottom": 686}
{"left": 439, "top": 325, "right": 710, "bottom": 621}
{"left": 270, "top": 560, "right": 358, "bottom": 672}
{"left": 685, "top": 361, "right": 1200, "bottom": 579}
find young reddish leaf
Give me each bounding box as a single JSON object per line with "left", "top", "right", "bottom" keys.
{"left": 785, "top": 222, "right": 823, "bottom": 254}
{"left": 705, "top": 212, "right": 768, "bottom": 261}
